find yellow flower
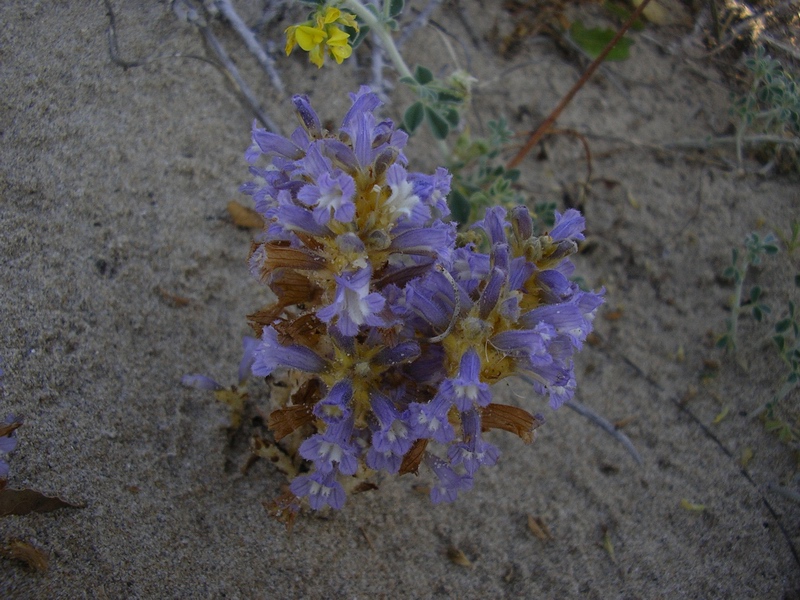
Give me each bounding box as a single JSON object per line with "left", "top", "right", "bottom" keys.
{"left": 284, "top": 6, "right": 359, "bottom": 68}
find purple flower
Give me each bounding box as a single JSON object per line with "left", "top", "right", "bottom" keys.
{"left": 297, "top": 171, "right": 356, "bottom": 225}
{"left": 313, "top": 380, "right": 354, "bottom": 423}
{"left": 0, "top": 415, "right": 19, "bottom": 480}
{"left": 448, "top": 409, "right": 500, "bottom": 475}
{"left": 409, "top": 167, "right": 451, "bottom": 218}
{"left": 524, "top": 362, "right": 577, "bottom": 409}
{"left": 181, "top": 374, "right": 224, "bottom": 391}
{"left": 409, "top": 391, "right": 456, "bottom": 444}
{"left": 317, "top": 266, "right": 386, "bottom": 336}
{"left": 425, "top": 456, "right": 474, "bottom": 504}
{"left": 251, "top": 326, "right": 328, "bottom": 377}
{"left": 238, "top": 336, "right": 260, "bottom": 384}
{"left": 439, "top": 349, "right": 492, "bottom": 412}
{"left": 549, "top": 209, "right": 586, "bottom": 242}
{"left": 519, "top": 303, "right": 590, "bottom": 349}
{"left": 389, "top": 220, "right": 455, "bottom": 263}
{"left": 491, "top": 324, "right": 555, "bottom": 365}
{"left": 451, "top": 246, "right": 490, "bottom": 293}
{"left": 384, "top": 164, "right": 420, "bottom": 220}
{"left": 290, "top": 470, "right": 346, "bottom": 510}
{"left": 474, "top": 205, "right": 509, "bottom": 245}
{"left": 370, "top": 391, "right": 414, "bottom": 457}
{"left": 247, "top": 121, "right": 303, "bottom": 162}
{"left": 299, "top": 416, "right": 359, "bottom": 475}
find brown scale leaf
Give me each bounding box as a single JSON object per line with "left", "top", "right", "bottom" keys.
{"left": 260, "top": 243, "right": 327, "bottom": 273}
{"left": 268, "top": 405, "right": 316, "bottom": 442}
{"left": 291, "top": 377, "right": 322, "bottom": 406}
{"left": 292, "top": 231, "right": 324, "bottom": 251}
{"left": 1, "top": 538, "right": 49, "bottom": 572}
{"left": 0, "top": 488, "right": 85, "bottom": 517}
{"left": 227, "top": 200, "right": 264, "bottom": 229}
{"left": 274, "top": 313, "right": 324, "bottom": 348}
{"left": 480, "top": 403, "right": 544, "bottom": 443}
{"left": 263, "top": 489, "right": 301, "bottom": 533}
{"left": 268, "top": 269, "right": 320, "bottom": 305}
{"left": 0, "top": 417, "right": 23, "bottom": 438}
{"left": 352, "top": 482, "right": 379, "bottom": 494}
{"left": 399, "top": 438, "right": 428, "bottom": 475}
{"left": 247, "top": 303, "right": 287, "bottom": 337}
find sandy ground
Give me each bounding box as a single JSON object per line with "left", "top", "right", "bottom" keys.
{"left": 2, "top": 0, "right": 799, "bottom": 597}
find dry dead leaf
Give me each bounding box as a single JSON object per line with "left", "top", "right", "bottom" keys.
{"left": 227, "top": 200, "right": 264, "bottom": 229}
{"left": 527, "top": 515, "right": 553, "bottom": 541}
{"left": 1, "top": 538, "right": 48, "bottom": 572}
{"left": 712, "top": 406, "right": 730, "bottom": 425}
{"left": 631, "top": 0, "right": 691, "bottom": 26}
{"left": 155, "top": 287, "right": 191, "bottom": 307}
{"left": 446, "top": 546, "right": 473, "bottom": 568}
{"left": 0, "top": 488, "right": 85, "bottom": 517}
{"left": 600, "top": 527, "right": 616, "bottom": 563}
{"left": 213, "top": 387, "right": 248, "bottom": 429}
{"left": 740, "top": 446, "right": 754, "bottom": 469}
{"left": 680, "top": 498, "right": 706, "bottom": 512}
{"left": 613, "top": 415, "right": 637, "bottom": 429}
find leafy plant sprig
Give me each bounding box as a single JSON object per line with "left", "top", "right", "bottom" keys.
{"left": 731, "top": 46, "right": 800, "bottom": 171}
{"left": 446, "top": 118, "right": 557, "bottom": 228}
{"left": 338, "top": 0, "right": 472, "bottom": 141}
{"left": 717, "top": 232, "right": 779, "bottom": 351}
{"left": 757, "top": 292, "right": 800, "bottom": 431}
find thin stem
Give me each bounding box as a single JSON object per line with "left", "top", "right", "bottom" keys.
{"left": 213, "top": 0, "right": 285, "bottom": 95}
{"left": 507, "top": 0, "right": 654, "bottom": 169}
{"left": 751, "top": 376, "right": 800, "bottom": 419}
{"left": 342, "top": 0, "right": 415, "bottom": 80}
{"left": 729, "top": 261, "right": 749, "bottom": 351}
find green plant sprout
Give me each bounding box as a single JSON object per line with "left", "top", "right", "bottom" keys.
{"left": 717, "top": 231, "right": 799, "bottom": 441}
{"left": 445, "top": 118, "right": 558, "bottom": 229}
{"left": 731, "top": 46, "right": 800, "bottom": 171}
{"left": 336, "top": 0, "right": 473, "bottom": 141}
{"left": 776, "top": 220, "right": 800, "bottom": 255}
{"left": 717, "top": 232, "right": 779, "bottom": 352}
{"left": 755, "top": 292, "right": 800, "bottom": 435}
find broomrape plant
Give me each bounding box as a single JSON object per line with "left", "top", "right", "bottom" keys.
{"left": 233, "top": 89, "right": 603, "bottom": 517}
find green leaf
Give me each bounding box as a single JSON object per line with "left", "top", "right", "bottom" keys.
{"left": 389, "top": 0, "right": 404, "bottom": 18}
{"left": 773, "top": 335, "right": 786, "bottom": 351}
{"left": 346, "top": 25, "right": 370, "bottom": 49}
{"left": 414, "top": 65, "right": 434, "bottom": 85}
{"left": 443, "top": 107, "right": 460, "bottom": 128}
{"left": 795, "top": 274, "right": 800, "bottom": 287}
{"left": 750, "top": 286, "right": 762, "bottom": 301}
{"left": 569, "top": 21, "right": 632, "bottom": 61}
{"left": 436, "top": 90, "right": 465, "bottom": 104}
{"left": 776, "top": 318, "right": 792, "bottom": 334}
{"left": 403, "top": 102, "right": 425, "bottom": 133}
{"left": 602, "top": 1, "right": 646, "bottom": 30}
{"left": 425, "top": 106, "right": 450, "bottom": 139}
{"left": 449, "top": 189, "right": 471, "bottom": 226}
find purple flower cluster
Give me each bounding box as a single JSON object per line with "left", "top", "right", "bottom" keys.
{"left": 242, "top": 88, "right": 603, "bottom": 512}
{"left": 0, "top": 415, "right": 19, "bottom": 482}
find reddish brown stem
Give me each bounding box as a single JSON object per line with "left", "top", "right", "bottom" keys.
{"left": 507, "top": 0, "right": 654, "bottom": 169}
